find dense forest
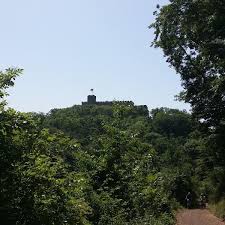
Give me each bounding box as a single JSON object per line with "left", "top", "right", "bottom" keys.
{"left": 0, "top": 68, "right": 224, "bottom": 225}
{"left": 1, "top": 0, "right": 225, "bottom": 224}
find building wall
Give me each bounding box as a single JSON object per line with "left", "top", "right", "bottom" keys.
{"left": 82, "top": 95, "right": 134, "bottom": 106}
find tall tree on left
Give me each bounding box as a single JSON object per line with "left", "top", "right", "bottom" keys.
{"left": 0, "top": 69, "right": 91, "bottom": 225}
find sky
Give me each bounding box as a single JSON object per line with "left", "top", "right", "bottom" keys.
{"left": 1, "top": 0, "right": 190, "bottom": 113}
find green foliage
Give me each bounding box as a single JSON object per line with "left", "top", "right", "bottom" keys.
{"left": 129, "top": 213, "right": 174, "bottom": 225}
{"left": 4, "top": 66, "right": 225, "bottom": 224}
{"left": 42, "top": 103, "right": 182, "bottom": 223}
{"left": 43, "top": 102, "right": 199, "bottom": 223}
{"left": 0, "top": 71, "right": 91, "bottom": 225}
{"left": 210, "top": 199, "right": 225, "bottom": 220}
{"left": 12, "top": 130, "right": 92, "bottom": 225}
{"left": 151, "top": 0, "right": 225, "bottom": 206}
{"left": 2, "top": 1, "right": 225, "bottom": 223}
{"left": 0, "top": 110, "right": 92, "bottom": 224}
{"left": 151, "top": 0, "right": 225, "bottom": 128}
{"left": 0, "top": 68, "right": 23, "bottom": 107}
{"left": 151, "top": 108, "right": 192, "bottom": 137}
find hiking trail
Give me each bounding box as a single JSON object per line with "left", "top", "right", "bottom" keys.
{"left": 176, "top": 209, "right": 225, "bottom": 225}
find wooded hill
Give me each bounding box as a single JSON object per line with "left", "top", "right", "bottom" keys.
{"left": 1, "top": 0, "right": 225, "bottom": 223}
{"left": 2, "top": 70, "right": 223, "bottom": 225}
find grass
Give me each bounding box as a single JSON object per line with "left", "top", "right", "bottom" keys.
{"left": 209, "top": 199, "right": 225, "bottom": 221}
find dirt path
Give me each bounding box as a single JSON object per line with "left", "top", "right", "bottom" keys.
{"left": 176, "top": 209, "right": 225, "bottom": 225}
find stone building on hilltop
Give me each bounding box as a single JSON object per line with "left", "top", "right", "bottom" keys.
{"left": 82, "top": 95, "right": 134, "bottom": 106}
{"left": 81, "top": 95, "right": 149, "bottom": 116}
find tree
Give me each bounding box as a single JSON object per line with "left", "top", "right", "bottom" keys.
{"left": 151, "top": 108, "right": 192, "bottom": 137}
{"left": 0, "top": 68, "right": 23, "bottom": 107}
{"left": 0, "top": 69, "right": 91, "bottom": 225}
{"left": 151, "top": 0, "right": 225, "bottom": 202}
{"left": 151, "top": 0, "right": 225, "bottom": 128}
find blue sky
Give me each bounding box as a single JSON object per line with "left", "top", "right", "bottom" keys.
{"left": 1, "top": 0, "right": 190, "bottom": 113}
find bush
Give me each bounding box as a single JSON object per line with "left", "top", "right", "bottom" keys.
{"left": 129, "top": 213, "right": 175, "bottom": 225}
{"left": 210, "top": 199, "right": 225, "bottom": 221}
